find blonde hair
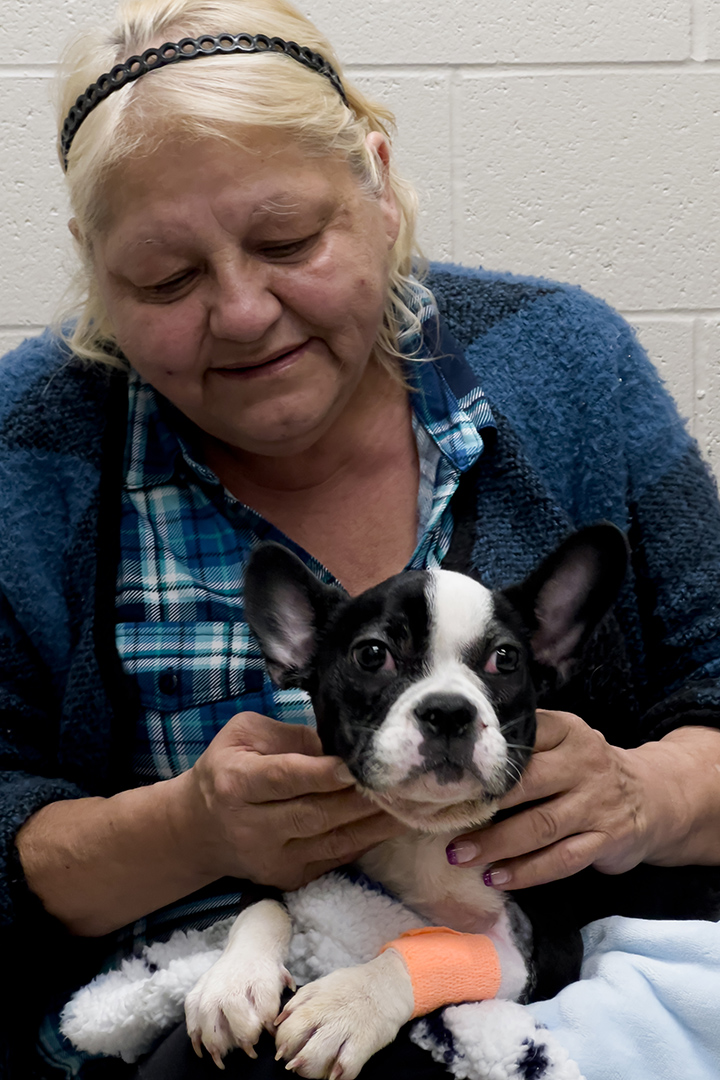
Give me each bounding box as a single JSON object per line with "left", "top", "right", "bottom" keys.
{"left": 56, "top": 0, "right": 431, "bottom": 370}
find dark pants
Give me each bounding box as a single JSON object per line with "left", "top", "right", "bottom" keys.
{"left": 132, "top": 1023, "right": 451, "bottom": 1080}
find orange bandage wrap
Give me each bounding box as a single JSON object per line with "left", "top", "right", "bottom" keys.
{"left": 379, "top": 927, "right": 502, "bottom": 1018}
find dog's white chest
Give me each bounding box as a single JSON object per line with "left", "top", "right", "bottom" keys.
{"left": 358, "top": 832, "right": 505, "bottom": 933}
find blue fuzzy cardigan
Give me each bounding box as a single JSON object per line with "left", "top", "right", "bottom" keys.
{"left": 3, "top": 263, "right": 720, "bottom": 1075}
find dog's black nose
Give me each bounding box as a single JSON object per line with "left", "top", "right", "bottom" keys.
{"left": 414, "top": 693, "right": 477, "bottom": 734}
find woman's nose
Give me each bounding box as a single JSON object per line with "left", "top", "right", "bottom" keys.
{"left": 209, "top": 262, "right": 283, "bottom": 342}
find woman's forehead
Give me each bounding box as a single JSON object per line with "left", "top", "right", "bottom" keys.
{"left": 96, "top": 131, "right": 354, "bottom": 241}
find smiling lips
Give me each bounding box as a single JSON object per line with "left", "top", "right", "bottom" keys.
{"left": 213, "top": 340, "right": 310, "bottom": 378}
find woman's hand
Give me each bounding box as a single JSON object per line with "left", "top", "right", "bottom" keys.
{"left": 174, "top": 711, "right": 405, "bottom": 891}
{"left": 18, "top": 711, "right": 404, "bottom": 936}
{"left": 446, "top": 710, "right": 720, "bottom": 890}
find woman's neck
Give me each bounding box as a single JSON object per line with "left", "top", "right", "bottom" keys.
{"left": 202, "top": 358, "right": 420, "bottom": 593}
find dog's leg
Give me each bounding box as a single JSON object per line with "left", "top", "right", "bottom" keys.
{"left": 273, "top": 904, "right": 532, "bottom": 1080}
{"left": 185, "top": 898, "right": 295, "bottom": 1068}
{"left": 274, "top": 949, "right": 414, "bottom": 1080}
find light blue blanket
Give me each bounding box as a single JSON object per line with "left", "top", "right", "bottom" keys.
{"left": 529, "top": 916, "right": 720, "bottom": 1080}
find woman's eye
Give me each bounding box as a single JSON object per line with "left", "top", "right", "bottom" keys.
{"left": 260, "top": 234, "right": 318, "bottom": 260}
{"left": 144, "top": 270, "right": 197, "bottom": 298}
{"left": 484, "top": 645, "right": 520, "bottom": 675}
{"left": 351, "top": 641, "right": 396, "bottom": 673}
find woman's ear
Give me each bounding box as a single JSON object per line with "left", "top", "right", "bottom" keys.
{"left": 365, "top": 131, "right": 401, "bottom": 247}
{"left": 367, "top": 130, "right": 391, "bottom": 171}
{"left": 68, "top": 218, "right": 84, "bottom": 246}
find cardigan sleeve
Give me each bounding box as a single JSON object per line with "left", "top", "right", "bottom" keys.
{"left": 0, "top": 592, "right": 88, "bottom": 932}
{"left": 523, "top": 289, "right": 720, "bottom": 742}
{"left": 436, "top": 268, "right": 720, "bottom": 746}
{"left": 0, "top": 339, "right": 120, "bottom": 938}
{"left": 0, "top": 336, "right": 126, "bottom": 1075}
{"left": 611, "top": 320, "right": 720, "bottom": 740}
{"left": 0, "top": 588, "right": 101, "bottom": 1080}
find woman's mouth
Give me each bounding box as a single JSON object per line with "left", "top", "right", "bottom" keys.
{"left": 213, "top": 341, "right": 311, "bottom": 379}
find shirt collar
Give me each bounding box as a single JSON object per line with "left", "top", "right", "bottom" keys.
{"left": 124, "top": 375, "right": 211, "bottom": 492}
{"left": 404, "top": 296, "right": 495, "bottom": 474}
{"left": 124, "top": 284, "right": 496, "bottom": 493}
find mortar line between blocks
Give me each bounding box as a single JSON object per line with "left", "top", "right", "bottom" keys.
{"left": 4, "top": 58, "right": 720, "bottom": 78}
{"left": 346, "top": 59, "right": 720, "bottom": 78}
{"left": 0, "top": 65, "right": 57, "bottom": 77}
{"left": 693, "top": 317, "right": 707, "bottom": 446}
{"left": 691, "top": 0, "right": 709, "bottom": 62}
{"left": 620, "top": 309, "right": 720, "bottom": 321}
{"left": 0, "top": 325, "right": 48, "bottom": 334}
{"left": 449, "top": 70, "right": 463, "bottom": 265}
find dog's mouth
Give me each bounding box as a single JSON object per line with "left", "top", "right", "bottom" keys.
{"left": 358, "top": 770, "right": 500, "bottom": 832}
{"left": 354, "top": 750, "right": 513, "bottom": 801}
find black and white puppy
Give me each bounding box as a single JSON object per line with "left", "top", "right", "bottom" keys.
{"left": 185, "top": 524, "right": 628, "bottom": 1077}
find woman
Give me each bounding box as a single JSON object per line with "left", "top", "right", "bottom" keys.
{"left": 4, "top": 0, "right": 720, "bottom": 1076}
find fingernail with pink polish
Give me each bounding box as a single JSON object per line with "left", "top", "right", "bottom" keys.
{"left": 446, "top": 840, "right": 478, "bottom": 865}
{"left": 483, "top": 867, "right": 511, "bottom": 888}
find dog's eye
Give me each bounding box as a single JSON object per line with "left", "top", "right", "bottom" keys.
{"left": 485, "top": 645, "right": 520, "bottom": 674}
{"left": 352, "top": 641, "right": 396, "bottom": 673}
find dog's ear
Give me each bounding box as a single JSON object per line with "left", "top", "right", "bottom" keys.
{"left": 244, "top": 542, "right": 346, "bottom": 689}
{"left": 505, "top": 524, "right": 629, "bottom": 678}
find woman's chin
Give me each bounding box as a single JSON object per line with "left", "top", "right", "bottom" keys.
{"left": 202, "top": 402, "right": 342, "bottom": 459}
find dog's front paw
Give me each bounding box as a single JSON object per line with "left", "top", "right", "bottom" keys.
{"left": 185, "top": 954, "right": 295, "bottom": 1068}
{"left": 274, "top": 955, "right": 414, "bottom": 1080}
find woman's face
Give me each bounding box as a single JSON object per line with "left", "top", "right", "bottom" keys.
{"left": 91, "top": 130, "right": 400, "bottom": 457}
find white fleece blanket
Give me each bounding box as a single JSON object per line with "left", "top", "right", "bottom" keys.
{"left": 61, "top": 872, "right": 720, "bottom": 1079}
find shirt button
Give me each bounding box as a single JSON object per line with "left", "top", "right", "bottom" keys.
{"left": 159, "top": 671, "right": 179, "bottom": 695}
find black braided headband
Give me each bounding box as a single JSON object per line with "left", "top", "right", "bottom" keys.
{"left": 60, "top": 32, "right": 350, "bottom": 169}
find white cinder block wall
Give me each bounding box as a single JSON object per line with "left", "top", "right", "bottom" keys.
{"left": 2, "top": 0, "right": 719, "bottom": 476}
